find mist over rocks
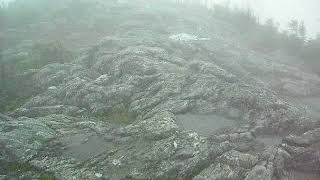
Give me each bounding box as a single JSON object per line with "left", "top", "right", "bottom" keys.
{"left": 1, "top": 0, "right": 320, "bottom": 179}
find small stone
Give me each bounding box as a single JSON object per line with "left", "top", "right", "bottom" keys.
{"left": 48, "top": 86, "right": 58, "bottom": 90}
{"left": 173, "top": 141, "right": 178, "bottom": 149}
{"left": 95, "top": 173, "right": 103, "bottom": 178}
{"left": 112, "top": 159, "right": 122, "bottom": 166}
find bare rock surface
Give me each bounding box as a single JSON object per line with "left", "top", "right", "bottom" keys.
{"left": 1, "top": 0, "right": 320, "bottom": 179}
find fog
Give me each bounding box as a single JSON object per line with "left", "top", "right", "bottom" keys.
{"left": 1, "top": 0, "right": 320, "bottom": 179}
{"left": 214, "top": 0, "right": 320, "bottom": 37}
{"left": 2, "top": 0, "right": 320, "bottom": 37}
{"left": 0, "top": 0, "right": 13, "bottom": 4}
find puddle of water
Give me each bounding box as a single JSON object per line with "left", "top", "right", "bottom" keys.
{"left": 282, "top": 96, "right": 320, "bottom": 120}
{"left": 175, "top": 113, "right": 237, "bottom": 136}
{"left": 257, "top": 136, "right": 282, "bottom": 147}
{"left": 62, "top": 133, "right": 109, "bottom": 161}
{"left": 289, "top": 170, "right": 320, "bottom": 180}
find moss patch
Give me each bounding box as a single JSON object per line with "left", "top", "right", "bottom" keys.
{"left": 6, "top": 162, "right": 34, "bottom": 173}
{"left": 109, "top": 111, "right": 132, "bottom": 125}
{"left": 39, "top": 173, "right": 56, "bottom": 180}
{"left": 1, "top": 161, "right": 56, "bottom": 180}
{"left": 95, "top": 108, "right": 136, "bottom": 125}
{"left": 1, "top": 97, "right": 29, "bottom": 112}
{"left": 16, "top": 41, "right": 76, "bottom": 72}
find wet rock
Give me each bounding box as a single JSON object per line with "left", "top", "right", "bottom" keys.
{"left": 280, "top": 128, "right": 320, "bottom": 174}
{"left": 1, "top": 34, "right": 311, "bottom": 179}
{"left": 0, "top": 117, "right": 56, "bottom": 162}
{"left": 217, "top": 150, "right": 258, "bottom": 169}
{"left": 283, "top": 128, "right": 320, "bottom": 146}
{"left": 176, "top": 113, "right": 237, "bottom": 136}
{"left": 169, "top": 33, "right": 199, "bottom": 42}
{"left": 1, "top": 1, "right": 319, "bottom": 179}
{"left": 0, "top": 114, "right": 12, "bottom": 122}
{"left": 244, "top": 165, "right": 272, "bottom": 180}
{"left": 194, "top": 163, "right": 243, "bottom": 180}
{"left": 256, "top": 136, "right": 282, "bottom": 147}
{"left": 11, "top": 105, "right": 87, "bottom": 118}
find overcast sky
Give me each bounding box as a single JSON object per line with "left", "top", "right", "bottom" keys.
{"left": 1, "top": 0, "right": 12, "bottom": 4}
{"left": 213, "top": 0, "right": 320, "bottom": 38}
{"left": 1, "top": 0, "right": 320, "bottom": 37}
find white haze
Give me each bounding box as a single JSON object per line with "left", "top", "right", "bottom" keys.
{"left": 211, "top": 0, "right": 320, "bottom": 38}
{"left": 1, "top": 0, "right": 320, "bottom": 37}
{"left": 0, "top": 0, "right": 12, "bottom": 4}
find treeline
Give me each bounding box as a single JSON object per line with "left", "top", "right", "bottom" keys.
{"left": 211, "top": 4, "right": 320, "bottom": 73}
{"left": 0, "top": 0, "right": 100, "bottom": 28}
{"left": 0, "top": 0, "right": 59, "bottom": 27}
{"left": 0, "top": 0, "right": 98, "bottom": 112}
{"left": 0, "top": 41, "right": 75, "bottom": 112}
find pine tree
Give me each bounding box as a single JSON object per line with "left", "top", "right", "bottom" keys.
{"left": 288, "top": 19, "right": 298, "bottom": 36}
{"left": 265, "top": 18, "right": 278, "bottom": 33}
{"left": 298, "top": 21, "right": 306, "bottom": 40}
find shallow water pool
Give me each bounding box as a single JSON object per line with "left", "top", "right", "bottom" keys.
{"left": 176, "top": 113, "right": 237, "bottom": 136}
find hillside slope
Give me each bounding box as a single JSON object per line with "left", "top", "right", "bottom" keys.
{"left": 1, "top": 0, "right": 320, "bottom": 179}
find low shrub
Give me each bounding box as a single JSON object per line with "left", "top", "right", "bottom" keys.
{"left": 16, "top": 41, "right": 75, "bottom": 71}
{"left": 1, "top": 161, "right": 56, "bottom": 180}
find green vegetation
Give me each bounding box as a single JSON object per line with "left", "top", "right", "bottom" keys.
{"left": 94, "top": 107, "right": 135, "bottom": 125}
{"left": 0, "top": 41, "right": 75, "bottom": 112}
{"left": 0, "top": 0, "right": 99, "bottom": 29}
{"left": 211, "top": 4, "right": 320, "bottom": 73}
{"left": 16, "top": 41, "right": 75, "bottom": 71}
{"left": 109, "top": 111, "right": 132, "bottom": 125}
{"left": 1, "top": 0, "right": 319, "bottom": 73}
{"left": 301, "top": 36, "right": 320, "bottom": 73}
{"left": 1, "top": 97, "right": 30, "bottom": 112}
{"left": 212, "top": 6, "right": 258, "bottom": 33}
{"left": 0, "top": 161, "right": 56, "bottom": 179}
{"left": 39, "top": 173, "right": 57, "bottom": 180}
{"left": 6, "top": 162, "right": 34, "bottom": 173}
{"left": 1, "top": 0, "right": 65, "bottom": 28}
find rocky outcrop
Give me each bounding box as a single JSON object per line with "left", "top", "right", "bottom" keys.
{"left": 1, "top": 34, "right": 318, "bottom": 179}
{"left": 13, "top": 36, "right": 307, "bottom": 135}
{"left": 1, "top": 0, "right": 320, "bottom": 179}
{"left": 281, "top": 128, "right": 320, "bottom": 172}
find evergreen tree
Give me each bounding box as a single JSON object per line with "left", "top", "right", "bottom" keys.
{"left": 298, "top": 21, "right": 306, "bottom": 40}
{"left": 288, "top": 19, "right": 299, "bottom": 36}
